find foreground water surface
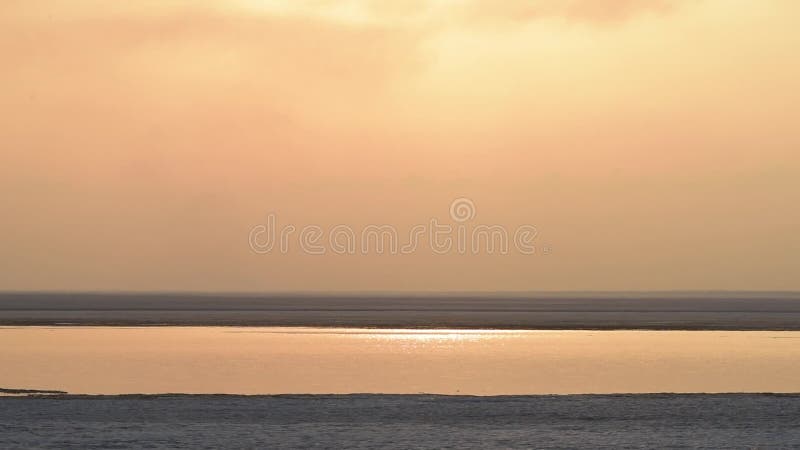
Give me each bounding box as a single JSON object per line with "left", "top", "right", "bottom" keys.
{"left": 2, "top": 327, "right": 799, "bottom": 395}
{"left": 2, "top": 394, "right": 799, "bottom": 449}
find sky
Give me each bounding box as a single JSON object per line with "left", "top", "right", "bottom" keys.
{"left": 1, "top": 0, "right": 799, "bottom": 291}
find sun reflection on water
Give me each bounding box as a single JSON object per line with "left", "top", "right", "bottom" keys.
{"left": 359, "top": 329, "right": 523, "bottom": 345}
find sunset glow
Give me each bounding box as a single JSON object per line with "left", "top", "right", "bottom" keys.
{"left": 2, "top": 0, "right": 799, "bottom": 291}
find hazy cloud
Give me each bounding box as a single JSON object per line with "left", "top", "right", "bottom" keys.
{"left": 1, "top": 0, "right": 799, "bottom": 292}
{"left": 458, "top": 0, "right": 684, "bottom": 26}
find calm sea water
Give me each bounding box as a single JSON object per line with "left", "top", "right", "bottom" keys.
{"left": 3, "top": 394, "right": 800, "bottom": 449}
{"left": 2, "top": 327, "right": 799, "bottom": 395}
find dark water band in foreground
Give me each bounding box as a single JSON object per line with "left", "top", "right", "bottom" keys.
{"left": 2, "top": 394, "right": 799, "bottom": 448}
{"left": 2, "top": 291, "right": 800, "bottom": 329}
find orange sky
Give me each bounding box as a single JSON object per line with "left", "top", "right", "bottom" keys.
{"left": 1, "top": 0, "right": 799, "bottom": 291}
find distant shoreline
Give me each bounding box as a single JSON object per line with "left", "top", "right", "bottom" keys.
{"left": 4, "top": 323, "right": 800, "bottom": 330}
{"left": 0, "top": 388, "right": 68, "bottom": 395}
{"left": 2, "top": 292, "right": 800, "bottom": 330}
